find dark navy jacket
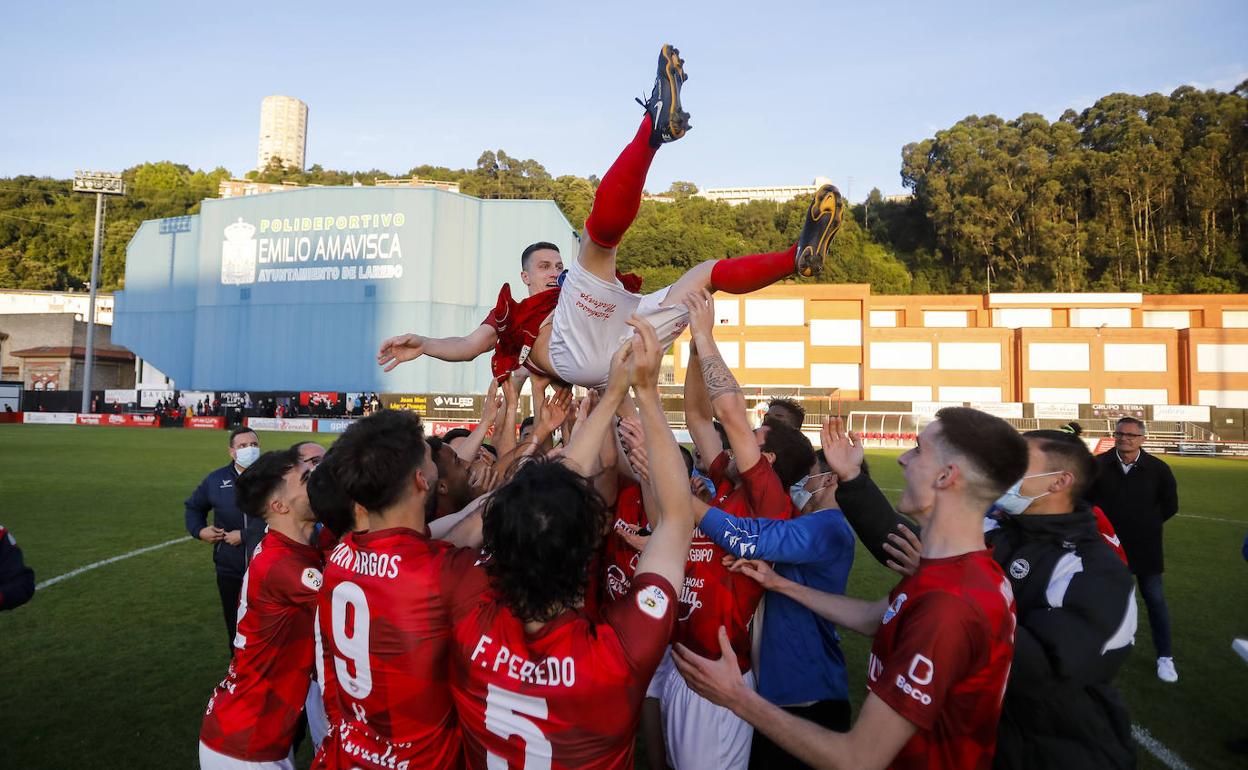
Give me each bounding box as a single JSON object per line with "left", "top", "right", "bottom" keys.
{"left": 0, "top": 524, "right": 35, "bottom": 611}
{"left": 184, "top": 463, "right": 249, "bottom": 579}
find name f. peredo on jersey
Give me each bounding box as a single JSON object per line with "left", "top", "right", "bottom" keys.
{"left": 220, "top": 211, "right": 406, "bottom": 286}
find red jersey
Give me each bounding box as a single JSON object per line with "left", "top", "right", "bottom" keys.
{"left": 314, "top": 528, "right": 484, "bottom": 770}
{"left": 447, "top": 556, "right": 676, "bottom": 770}
{"left": 602, "top": 481, "right": 648, "bottom": 606}
{"left": 1091, "top": 505, "right": 1128, "bottom": 564}
{"left": 674, "top": 452, "right": 794, "bottom": 672}
{"left": 867, "top": 550, "right": 1017, "bottom": 770}
{"left": 481, "top": 284, "right": 560, "bottom": 382}
{"left": 200, "top": 530, "right": 323, "bottom": 762}
{"left": 481, "top": 272, "right": 644, "bottom": 383}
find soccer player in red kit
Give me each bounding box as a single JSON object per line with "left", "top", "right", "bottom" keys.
{"left": 312, "top": 409, "right": 478, "bottom": 770}
{"left": 199, "top": 449, "right": 323, "bottom": 770}
{"left": 644, "top": 290, "right": 813, "bottom": 769}
{"left": 444, "top": 317, "right": 696, "bottom": 770}
{"left": 673, "top": 407, "right": 1029, "bottom": 770}
{"left": 376, "top": 45, "right": 847, "bottom": 389}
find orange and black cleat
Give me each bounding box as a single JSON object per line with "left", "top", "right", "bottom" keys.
{"left": 636, "top": 44, "right": 691, "bottom": 147}
{"left": 795, "top": 184, "right": 845, "bottom": 277}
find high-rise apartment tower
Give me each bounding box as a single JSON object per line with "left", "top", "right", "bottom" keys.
{"left": 257, "top": 95, "right": 308, "bottom": 171}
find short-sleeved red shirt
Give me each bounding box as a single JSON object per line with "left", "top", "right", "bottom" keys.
{"left": 200, "top": 530, "right": 322, "bottom": 762}
{"left": 601, "top": 481, "right": 648, "bottom": 606}
{"left": 480, "top": 284, "right": 561, "bottom": 382}
{"left": 673, "top": 451, "right": 795, "bottom": 672}
{"left": 446, "top": 554, "right": 676, "bottom": 770}
{"left": 313, "top": 527, "right": 485, "bottom": 770}
{"left": 867, "top": 549, "right": 1017, "bottom": 770}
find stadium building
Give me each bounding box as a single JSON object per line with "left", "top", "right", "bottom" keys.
{"left": 112, "top": 186, "right": 578, "bottom": 394}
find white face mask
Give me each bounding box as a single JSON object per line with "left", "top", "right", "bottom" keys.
{"left": 791, "top": 485, "right": 814, "bottom": 511}
{"left": 234, "top": 446, "right": 261, "bottom": 469}
{"left": 994, "top": 471, "right": 1062, "bottom": 515}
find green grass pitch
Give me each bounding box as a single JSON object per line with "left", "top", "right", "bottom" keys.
{"left": 0, "top": 425, "right": 1245, "bottom": 769}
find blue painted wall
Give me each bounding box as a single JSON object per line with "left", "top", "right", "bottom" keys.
{"left": 113, "top": 187, "right": 578, "bottom": 392}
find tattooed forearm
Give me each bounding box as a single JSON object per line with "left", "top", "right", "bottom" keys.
{"left": 699, "top": 353, "right": 742, "bottom": 402}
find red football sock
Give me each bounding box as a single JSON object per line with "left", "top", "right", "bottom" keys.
{"left": 583, "top": 115, "right": 658, "bottom": 249}
{"left": 710, "top": 244, "right": 798, "bottom": 294}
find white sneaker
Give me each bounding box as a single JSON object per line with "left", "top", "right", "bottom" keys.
{"left": 1233, "top": 639, "right": 1248, "bottom": 665}
{"left": 1157, "top": 656, "right": 1178, "bottom": 682}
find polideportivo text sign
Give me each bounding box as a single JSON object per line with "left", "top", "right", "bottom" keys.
{"left": 221, "top": 210, "right": 407, "bottom": 286}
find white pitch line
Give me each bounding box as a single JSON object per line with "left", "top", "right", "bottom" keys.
{"left": 35, "top": 536, "right": 192, "bottom": 590}
{"left": 1175, "top": 513, "right": 1244, "bottom": 525}
{"left": 1131, "top": 724, "right": 1193, "bottom": 770}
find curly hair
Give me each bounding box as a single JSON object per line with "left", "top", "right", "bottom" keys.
{"left": 480, "top": 457, "right": 610, "bottom": 623}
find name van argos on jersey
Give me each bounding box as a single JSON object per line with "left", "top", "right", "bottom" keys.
{"left": 220, "top": 211, "right": 407, "bottom": 286}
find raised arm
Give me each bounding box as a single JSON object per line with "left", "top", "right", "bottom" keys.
{"left": 455, "top": 380, "right": 501, "bottom": 464}
{"left": 684, "top": 290, "right": 759, "bottom": 474}
{"left": 492, "top": 375, "right": 520, "bottom": 460}
{"left": 377, "top": 324, "right": 498, "bottom": 371}
{"left": 821, "top": 417, "right": 919, "bottom": 568}
{"left": 728, "top": 559, "right": 886, "bottom": 637}
{"left": 629, "top": 317, "right": 696, "bottom": 593}
{"left": 684, "top": 344, "right": 724, "bottom": 472}
{"left": 560, "top": 343, "right": 631, "bottom": 475}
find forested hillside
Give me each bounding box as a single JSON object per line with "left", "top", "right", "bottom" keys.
{"left": 2, "top": 83, "right": 1244, "bottom": 295}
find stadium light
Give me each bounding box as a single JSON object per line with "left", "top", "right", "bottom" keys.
{"left": 73, "top": 170, "right": 126, "bottom": 414}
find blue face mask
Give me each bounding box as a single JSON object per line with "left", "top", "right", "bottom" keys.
{"left": 993, "top": 471, "right": 1062, "bottom": 515}
{"left": 691, "top": 469, "right": 715, "bottom": 498}
{"left": 234, "top": 445, "right": 261, "bottom": 469}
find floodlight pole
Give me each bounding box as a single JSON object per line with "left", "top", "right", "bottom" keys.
{"left": 73, "top": 171, "right": 126, "bottom": 413}
{"left": 81, "top": 192, "right": 105, "bottom": 413}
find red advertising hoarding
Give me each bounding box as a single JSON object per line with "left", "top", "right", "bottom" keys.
{"left": 185, "top": 416, "right": 225, "bottom": 430}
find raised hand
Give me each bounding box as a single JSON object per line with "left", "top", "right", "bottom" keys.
{"left": 603, "top": 339, "right": 635, "bottom": 401}
{"left": 537, "top": 388, "right": 573, "bottom": 437}
{"left": 625, "top": 315, "right": 662, "bottom": 389}
{"left": 377, "top": 334, "right": 426, "bottom": 372}
{"left": 724, "top": 557, "right": 782, "bottom": 591}
{"left": 883, "top": 524, "right": 922, "bottom": 577}
{"left": 479, "top": 379, "right": 502, "bottom": 425}
{"left": 820, "top": 416, "right": 864, "bottom": 482}
{"left": 681, "top": 289, "right": 715, "bottom": 346}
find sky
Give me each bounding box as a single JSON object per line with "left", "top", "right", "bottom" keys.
{"left": 1, "top": 1, "right": 1245, "bottom": 199}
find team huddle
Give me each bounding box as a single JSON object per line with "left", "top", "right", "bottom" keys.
{"left": 197, "top": 46, "right": 1143, "bottom": 770}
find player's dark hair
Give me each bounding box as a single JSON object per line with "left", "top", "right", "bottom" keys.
{"left": 235, "top": 449, "right": 298, "bottom": 520}
{"left": 481, "top": 457, "right": 609, "bottom": 623}
{"left": 442, "top": 427, "right": 473, "bottom": 443}
{"left": 521, "top": 241, "right": 561, "bottom": 271}
{"left": 1116, "top": 416, "right": 1147, "bottom": 434}
{"left": 307, "top": 449, "right": 356, "bottom": 537}
{"left": 934, "top": 407, "right": 1029, "bottom": 501}
{"left": 289, "top": 440, "right": 319, "bottom": 452}
{"left": 481, "top": 443, "right": 499, "bottom": 458}
{"left": 520, "top": 415, "right": 535, "bottom": 431}
{"left": 332, "top": 410, "right": 428, "bottom": 512}
{"left": 229, "top": 427, "right": 257, "bottom": 448}
{"left": 679, "top": 445, "right": 695, "bottom": 477}
{"left": 1060, "top": 421, "right": 1083, "bottom": 437}
{"left": 760, "top": 419, "right": 816, "bottom": 488}
{"left": 1024, "top": 429, "right": 1099, "bottom": 502}
{"left": 767, "top": 398, "right": 806, "bottom": 429}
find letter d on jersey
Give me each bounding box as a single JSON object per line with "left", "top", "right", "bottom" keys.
{"left": 907, "top": 654, "right": 934, "bottom": 685}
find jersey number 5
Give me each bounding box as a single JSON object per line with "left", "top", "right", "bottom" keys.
{"left": 330, "top": 581, "right": 373, "bottom": 699}
{"left": 485, "top": 683, "right": 552, "bottom": 770}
